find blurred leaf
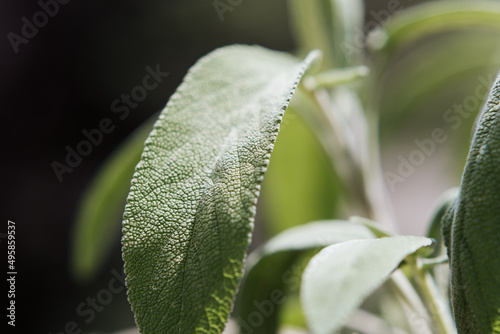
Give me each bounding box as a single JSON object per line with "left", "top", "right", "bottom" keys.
{"left": 376, "top": 30, "right": 500, "bottom": 144}
{"left": 278, "top": 293, "right": 308, "bottom": 329}
{"left": 367, "top": 2, "right": 500, "bottom": 155}
{"left": 250, "top": 220, "right": 374, "bottom": 258}
{"left": 350, "top": 215, "right": 393, "bottom": 238}
{"left": 426, "top": 187, "right": 458, "bottom": 258}
{"left": 288, "top": 0, "right": 364, "bottom": 69}
{"left": 71, "top": 117, "right": 154, "bottom": 282}
{"left": 372, "top": 2, "right": 500, "bottom": 58}
{"left": 121, "top": 45, "right": 317, "bottom": 334}
{"left": 237, "top": 220, "right": 374, "bottom": 334}
{"left": 287, "top": 86, "right": 372, "bottom": 218}
{"left": 301, "top": 236, "right": 434, "bottom": 334}
{"left": 442, "top": 71, "right": 500, "bottom": 333}
{"left": 370, "top": 281, "right": 414, "bottom": 333}
{"left": 261, "top": 107, "right": 340, "bottom": 235}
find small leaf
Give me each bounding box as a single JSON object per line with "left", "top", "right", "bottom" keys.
{"left": 236, "top": 220, "right": 374, "bottom": 334}
{"left": 426, "top": 188, "right": 458, "bottom": 258}
{"left": 301, "top": 236, "right": 434, "bottom": 334}
{"left": 121, "top": 45, "right": 318, "bottom": 334}
{"left": 253, "top": 220, "right": 374, "bottom": 256}
{"left": 349, "top": 216, "right": 393, "bottom": 238}
{"left": 71, "top": 117, "right": 154, "bottom": 282}
{"left": 442, "top": 71, "right": 500, "bottom": 333}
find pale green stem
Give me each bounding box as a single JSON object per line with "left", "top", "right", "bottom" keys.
{"left": 303, "top": 66, "right": 370, "bottom": 90}
{"left": 299, "top": 86, "right": 371, "bottom": 216}
{"left": 409, "top": 258, "right": 456, "bottom": 334}
{"left": 361, "top": 110, "right": 398, "bottom": 230}
{"left": 421, "top": 256, "right": 449, "bottom": 271}
{"left": 390, "top": 270, "right": 434, "bottom": 334}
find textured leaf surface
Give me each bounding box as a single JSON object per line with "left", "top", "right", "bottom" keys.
{"left": 236, "top": 220, "right": 374, "bottom": 334}
{"left": 442, "top": 71, "right": 500, "bottom": 333}
{"left": 121, "top": 45, "right": 316, "bottom": 333}
{"left": 72, "top": 117, "right": 154, "bottom": 282}
{"left": 301, "top": 236, "right": 434, "bottom": 334}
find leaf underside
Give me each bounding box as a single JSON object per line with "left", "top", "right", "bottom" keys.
{"left": 121, "top": 45, "right": 317, "bottom": 333}
{"left": 301, "top": 236, "right": 434, "bottom": 334}
{"left": 236, "top": 220, "right": 374, "bottom": 334}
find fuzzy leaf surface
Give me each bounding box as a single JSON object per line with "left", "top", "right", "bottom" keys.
{"left": 443, "top": 71, "right": 500, "bottom": 334}
{"left": 121, "top": 45, "right": 316, "bottom": 333}
{"left": 301, "top": 236, "right": 434, "bottom": 334}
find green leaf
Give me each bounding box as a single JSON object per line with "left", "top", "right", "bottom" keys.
{"left": 377, "top": 30, "right": 500, "bottom": 142}
{"left": 288, "top": 0, "right": 364, "bottom": 69}
{"left": 251, "top": 220, "right": 374, "bottom": 256}
{"left": 236, "top": 220, "right": 374, "bottom": 334}
{"left": 301, "top": 236, "right": 434, "bottom": 334}
{"left": 289, "top": 86, "right": 373, "bottom": 215}
{"left": 371, "top": 2, "right": 500, "bottom": 58}
{"left": 349, "top": 216, "right": 393, "bottom": 238}
{"left": 368, "top": 1, "right": 500, "bottom": 147}
{"left": 260, "top": 107, "right": 340, "bottom": 236}
{"left": 121, "top": 45, "right": 318, "bottom": 334}
{"left": 442, "top": 71, "right": 500, "bottom": 333}
{"left": 71, "top": 117, "right": 155, "bottom": 282}
{"left": 426, "top": 188, "right": 458, "bottom": 259}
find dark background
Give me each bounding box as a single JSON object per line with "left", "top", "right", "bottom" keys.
{"left": 0, "top": 0, "right": 426, "bottom": 333}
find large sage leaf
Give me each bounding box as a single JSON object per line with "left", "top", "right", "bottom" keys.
{"left": 442, "top": 71, "right": 500, "bottom": 333}
{"left": 236, "top": 220, "right": 374, "bottom": 334}
{"left": 121, "top": 45, "right": 317, "bottom": 333}
{"left": 301, "top": 236, "right": 434, "bottom": 334}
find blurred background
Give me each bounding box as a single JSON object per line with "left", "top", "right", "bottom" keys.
{"left": 2, "top": 0, "right": 500, "bottom": 333}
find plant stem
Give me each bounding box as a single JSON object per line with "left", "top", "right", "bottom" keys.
{"left": 390, "top": 270, "right": 434, "bottom": 334}
{"left": 409, "top": 258, "right": 456, "bottom": 334}
{"left": 421, "top": 256, "right": 449, "bottom": 271}
{"left": 361, "top": 110, "right": 398, "bottom": 230}
{"left": 298, "top": 86, "right": 371, "bottom": 216}
{"left": 303, "top": 66, "right": 369, "bottom": 90}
